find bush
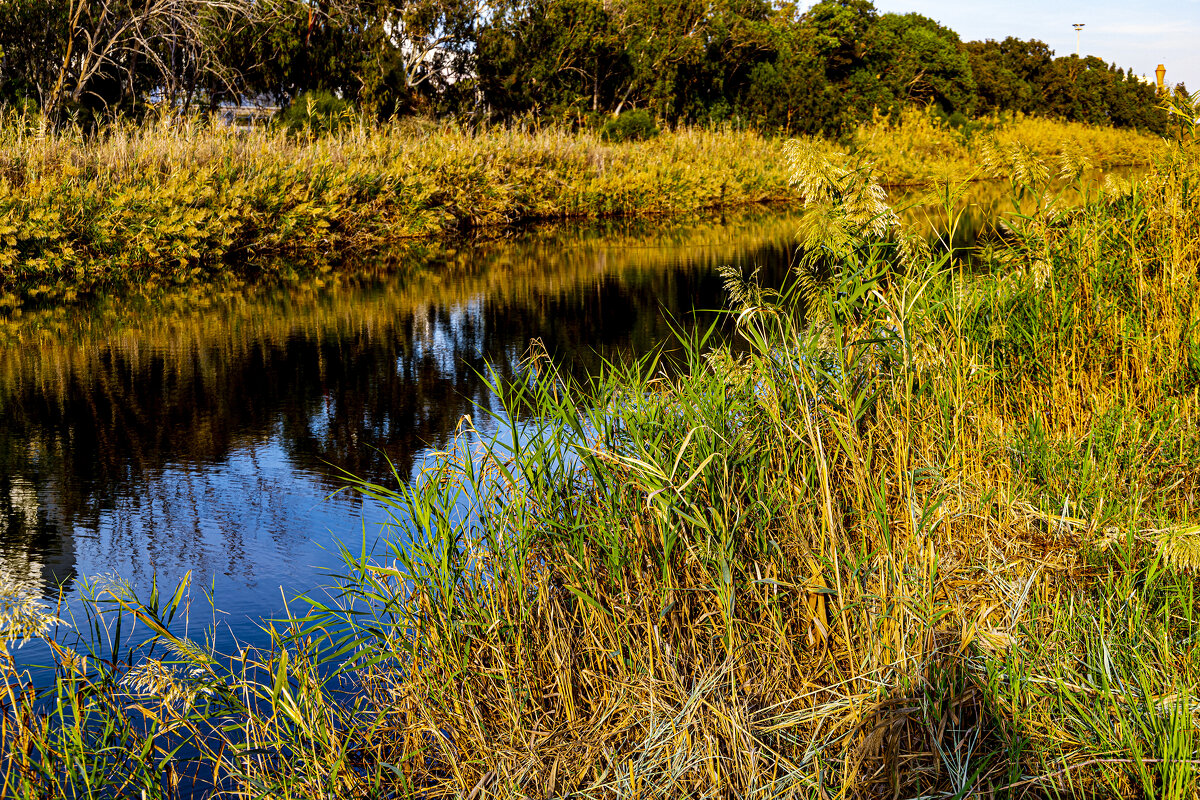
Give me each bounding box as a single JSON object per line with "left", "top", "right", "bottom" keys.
{"left": 277, "top": 91, "right": 353, "bottom": 135}
{"left": 600, "top": 109, "right": 658, "bottom": 142}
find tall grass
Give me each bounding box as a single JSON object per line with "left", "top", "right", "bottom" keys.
{"left": 855, "top": 108, "right": 1165, "bottom": 184}
{"left": 0, "top": 112, "right": 1165, "bottom": 305}
{"left": 0, "top": 117, "right": 799, "bottom": 304}
{"left": 2, "top": 127, "right": 1198, "bottom": 799}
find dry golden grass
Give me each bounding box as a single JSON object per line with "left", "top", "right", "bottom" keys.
{"left": 2, "top": 121, "right": 1197, "bottom": 800}
{"left": 0, "top": 110, "right": 1167, "bottom": 305}
{"left": 856, "top": 108, "right": 1165, "bottom": 184}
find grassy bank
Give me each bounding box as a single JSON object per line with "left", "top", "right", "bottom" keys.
{"left": 0, "top": 113, "right": 1165, "bottom": 305}
{"left": 3, "top": 126, "right": 1198, "bottom": 797}
{"left": 0, "top": 119, "right": 794, "bottom": 305}
{"left": 855, "top": 108, "right": 1163, "bottom": 184}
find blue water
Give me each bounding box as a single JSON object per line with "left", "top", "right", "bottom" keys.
{"left": 0, "top": 210, "right": 803, "bottom": 668}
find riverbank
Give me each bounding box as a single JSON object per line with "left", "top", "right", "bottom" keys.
{"left": 855, "top": 108, "right": 1162, "bottom": 184}
{"left": 3, "top": 128, "right": 1197, "bottom": 797}
{"left": 0, "top": 209, "right": 802, "bottom": 344}
{"left": 0, "top": 113, "right": 1165, "bottom": 305}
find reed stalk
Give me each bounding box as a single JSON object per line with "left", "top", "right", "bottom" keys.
{"left": 1, "top": 122, "right": 1197, "bottom": 799}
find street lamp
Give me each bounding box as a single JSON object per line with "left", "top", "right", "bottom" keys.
{"left": 1073, "top": 23, "right": 1085, "bottom": 56}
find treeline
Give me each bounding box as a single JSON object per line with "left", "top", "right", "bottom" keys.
{"left": 0, "top": 0, "right": 1180, "bottom": 133}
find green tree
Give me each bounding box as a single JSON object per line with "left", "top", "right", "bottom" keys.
{"left": 877, "top": 12, "right": 975, "bottom": 114}
{"left": 477, "top": 0, "right": 773, "bottom": 124}
{"left": 800, "top": 0, "right": 878, "bottom": 81}
{"left": 476, "top": 0, "right": 629, "bottom": 119}
{"left": 245, "top": 0, "right": 479, "bottom": 116}
{"left": 0, "top": 0, "right": 269, "bottom": 121}
{"left": 796, "top": 0, "right": 894, "bottom": 122}
{"left": 965, "top": 40, "right": 1032, "bottom": 112}
{"left": 0, "top": 0, "right": 67, "bottom": 110}
{"left": 733, "top": 9, "right": 839, "bottom": 135}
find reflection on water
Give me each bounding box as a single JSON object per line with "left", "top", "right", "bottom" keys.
{"left": 0, "top": 210, "right": 804, "bottom": 646}
{"left": 0, "top": 170, "right": 1137, "bottom": 651}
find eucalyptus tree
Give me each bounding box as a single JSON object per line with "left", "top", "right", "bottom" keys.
{"left": 965, "top": 40, "right": 1033, "bottom": 113}
{"left": 315, "top": 0, "right": 480, "bottom": 113}
{"left": 794, "top": 0, "right": 894, "bottom": 124}
{"left": 0, "top": 0, "right": 74, "bottom": 111}
{"left": 477, "top": 0, "right": 629, "bottom": 118}
{"left": 477, "top": 0, "right": 774, "bottom": 123}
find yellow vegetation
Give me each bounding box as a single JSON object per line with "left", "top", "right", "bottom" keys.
{"left": 4, "top": 123, "right": 1197, "bottom": 798}
{"left": 0, "top": 111, "right": 1167, "bottom": 304}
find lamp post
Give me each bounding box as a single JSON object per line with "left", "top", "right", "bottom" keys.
{"left": 1073, "top": 23, "right": 1085, "bottom": 56}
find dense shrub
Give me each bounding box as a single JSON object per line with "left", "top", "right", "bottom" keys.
{"left": 600, "top": 110, "right": 658, "bottom": 142}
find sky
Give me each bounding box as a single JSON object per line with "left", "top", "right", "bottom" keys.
{"left": 862, "top": 0, "right": 1200, "bottom": 92}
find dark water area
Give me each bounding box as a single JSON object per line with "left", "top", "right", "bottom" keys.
{"left": 0, "top": 209, "right": 805, "bottom": 662}
{"left": 0, "top": 169, "right": 1141, "bottom": 666}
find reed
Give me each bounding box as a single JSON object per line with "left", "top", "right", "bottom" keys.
{"left": 0, "top": 112, "right": 1165, "bottom": 305}
{"left": 0, "top": 117, "right": 800, "bottom": 304}
{"left": 2, "top": 123, "right": 1198, "bottom": 799}
{"left": 854, "top": 108, "right": 1166, "bottom": 184}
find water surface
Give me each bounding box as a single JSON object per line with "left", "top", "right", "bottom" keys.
{"left": 0, "top": 210, "right": 804, "bottom": 655}
{"left": 0, "top": 170, "right": 1138, "bottom": 657}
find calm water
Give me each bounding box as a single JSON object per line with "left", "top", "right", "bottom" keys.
{"left": 0, "top": 210, "right": 806, "bottom": 658}
{"left": 0, "top": 171, "right": 1136, "bottom": 660}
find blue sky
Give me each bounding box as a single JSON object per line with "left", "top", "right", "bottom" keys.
{"left": 858, "top": 0, "right": 1200, "bottom": 91}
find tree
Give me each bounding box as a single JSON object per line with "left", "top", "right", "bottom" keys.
{"left": 0, "top": 0, "right": 271, "bottom": 120}
{"left": 877, "top": 12, "right": 974, "bottom": 115}
{"left": 477, "top": 0, "right": 773, "bottom": 123}
{"left": 476, "top": 0, "right": 629, "bottom": 119}
{"left": 734, "top": 20, "right": 839, "bottom": 134}
{"left": 347, "top": 0, "right": 481, "bottom": 113}
{"left": 795, "top": 0, "right": 895, "bottom": 122}
{"left": 965, "top": 40, "right": 1032, "bottom": 112}
{"left": 1, "top": 0, "right": 1169, "bottom": 132}
{"left": 0, "top": 0, "right": 69, "bottom": 110}
{"left": 800, "top": 0, "right": 878, "bottom": 81}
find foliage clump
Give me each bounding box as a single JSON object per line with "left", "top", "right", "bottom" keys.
{"left": 599, "top": 109, "right": 658, "bottom": 142}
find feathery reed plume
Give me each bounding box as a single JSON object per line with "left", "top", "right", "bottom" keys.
{"left": 0, "top": 586, "right": 61, "bottom": 647}
{"left": 783, "top": 140, "right": 927, "bottom": 311}
{"left": 1156, "top": 525, "right": 1200, "bottom": 573}
{"left": 1058, "top": 141, "right": 1094, "bottom": 180}
{"left": 978, "top": 137, "right": 1050, "bottom": 186}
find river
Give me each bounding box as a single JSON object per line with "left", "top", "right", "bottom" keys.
{"left": 0, "top": 170, "right": 1139, "bottom": 664}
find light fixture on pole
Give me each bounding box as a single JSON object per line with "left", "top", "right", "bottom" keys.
{"left": 1073, "top": 23, "right": 1085, "bottom": 56}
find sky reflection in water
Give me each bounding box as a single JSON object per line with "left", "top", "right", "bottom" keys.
{"left": 0, "top": 209, "right": 805, "bottom": 658}
{"left": 0, "top": 173, "right": 1129, "bottom": 660}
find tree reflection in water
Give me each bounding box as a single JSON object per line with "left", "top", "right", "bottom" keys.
{"left": 0, "top": 167, "right": 1129, "bottom": 627}
{"left": 0, "top": 211, "right": 802, "bottom": 622}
